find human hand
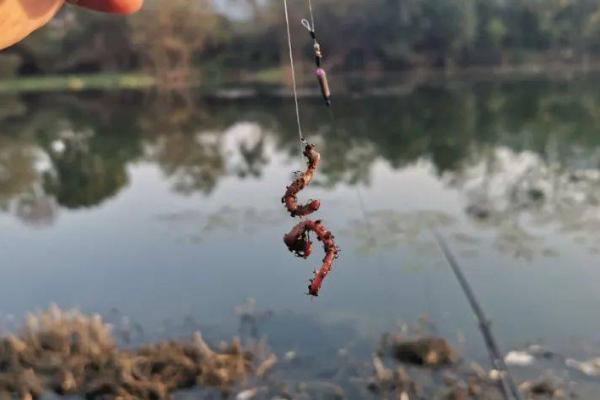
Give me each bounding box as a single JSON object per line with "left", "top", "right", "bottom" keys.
{"left": 0, "top": 0, "right": 143, "bottom": 50}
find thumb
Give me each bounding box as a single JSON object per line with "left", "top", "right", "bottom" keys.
{"left": 0, "top": 0, "right": 64, "bottom": 50}
{"left": 67, "top": 0, "right": 143, "bottom": 14}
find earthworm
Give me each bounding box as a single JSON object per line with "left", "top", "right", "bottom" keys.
{"left": 282, "top": 143, "right": 339, "bottom": 297}
{"left": 282, "top": 144, "right": 321, "bottom": 218}
{"left": 284, "top": 219, "right": 339, "bottom": 297}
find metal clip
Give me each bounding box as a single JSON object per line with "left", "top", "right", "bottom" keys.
{"left": 301, "top": 19, "right": 313, "bottom": 33}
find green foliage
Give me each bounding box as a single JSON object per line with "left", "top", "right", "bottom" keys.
{"left": 0, "top": 73, "right": 154, "bottom": 94}
{"left": 6, "top": 0, "right": 600, "bottom": 76}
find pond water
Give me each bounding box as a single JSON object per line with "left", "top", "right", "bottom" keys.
{"left": 2, "top": 76, "right": 600, "bottom": 391}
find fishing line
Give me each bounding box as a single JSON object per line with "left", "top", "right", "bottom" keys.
{"left": 307, "top": 0, "right": 315, "bottom": 32}
{"left": 283, "top": 0, "right": 307, "bottom": 154}
{"left": 281, "top": 0, "right": 341, "bottom": 297}
{"left": 283, "top": 0, "right": 312, "bottom": 253}
{"left": 301, "top": 1, "right": 331, "bottom": 106}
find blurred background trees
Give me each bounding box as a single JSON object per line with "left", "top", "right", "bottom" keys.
{"left": 130, "top": 0, "right": 223, "bottom": 87}
{"left": 4, "top": 0, "right": 600, "bottom": 79}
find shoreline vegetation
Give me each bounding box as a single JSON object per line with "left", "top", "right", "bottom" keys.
{"left": 0, "top": 73, "right": 156, "bottom": 94}
{"left": 0, "top": 305, "right": 571, "bottom": 399}
{"left": 4, "top": 61, "right": 600, "bottom": 94}
{"left": 5, "top": 0, "right": 600, "bottom": 94}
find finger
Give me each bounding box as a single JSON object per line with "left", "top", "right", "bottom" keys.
{"left": 0, "top": 0, "right": 64, "bottom": 50}
{"left": 67, "top": 0, "right": 142, "bottom": 14}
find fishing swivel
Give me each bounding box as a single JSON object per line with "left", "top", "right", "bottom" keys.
{"left": 301, "top": 18, "right": 331, "bottom": 107}
{"left": 301, "top": 19, "right": 323, "bottom": 67}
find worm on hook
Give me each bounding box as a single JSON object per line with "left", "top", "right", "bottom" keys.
{"left": 284, "top": 220, "right": 339, "bottom": 297}
{"left": 282, "top": 143, "right": 339, "bottom": 297}
{"left": 282, "top": 144, "right": 321, "bottom": 218}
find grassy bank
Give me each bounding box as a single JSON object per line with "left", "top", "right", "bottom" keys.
{"left": 0, "top": 69, "right": 288, "bottom": 94}
{"left": 0, "top": 73, "right": 156, "bottom": 94}
{"left": 3, "top": 62, "right": 600, "bottom": 95}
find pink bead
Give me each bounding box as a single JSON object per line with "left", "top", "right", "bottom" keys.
{"left": 315, "top": 68, "right": 326, "bottom": 78}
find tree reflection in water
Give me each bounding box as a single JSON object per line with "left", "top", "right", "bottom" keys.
{"left": 2, "top": 78, "right": 600, "bottom": 259}
{"left": 451, "top": 146, "right": 600, "bottom": 259}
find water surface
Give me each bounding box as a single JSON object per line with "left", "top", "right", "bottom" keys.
{"left": 2, "top": 77, "right": 600, "bottom": 386}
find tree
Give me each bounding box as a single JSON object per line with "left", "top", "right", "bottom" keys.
{"left": 129, "top": 0, "right": 222, "bottom": 87}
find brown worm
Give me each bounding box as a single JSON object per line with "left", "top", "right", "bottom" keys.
{"left": 282, "top": 143, "right": 339, "bottom": 297}
{"left": 282, "top": 144, "right": 321, "bottom": 218}
{"left": 284, "top": 220, "right": 339, "bottom": 296}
